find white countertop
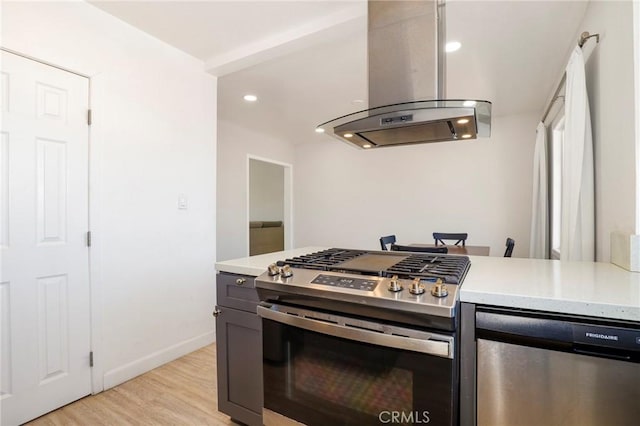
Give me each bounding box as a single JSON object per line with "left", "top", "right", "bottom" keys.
{"left": 215, "top": 247, "right": 328, "bottom": 277}
{"left": 215, "top": 248, "right": 640, "bottom": 322}
{"left": 460, "top": 256, "right": 640, "bottom": 322}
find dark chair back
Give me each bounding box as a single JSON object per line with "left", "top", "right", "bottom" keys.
{"left": 390, "top": 244, "right": 448, "bottom": 254}
{"left": 379, "top": 235, "right": 396, "bottom": 251}
{"left": 433, "top": 232, "right": 468, "bottom": 247}
{"left": 504, "top": 238, "right": 515, "bottom": 257}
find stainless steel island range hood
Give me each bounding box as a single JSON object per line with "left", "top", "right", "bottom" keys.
{"left": 317, "top": 0, "right": 491, "bottom": 149}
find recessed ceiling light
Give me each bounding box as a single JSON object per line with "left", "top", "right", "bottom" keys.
{"left": 344, "top": 133, "right": 353, "bottom": 138}
{"left": 315, "top": 128, "right": 325, "bottom": 133}
{"left": 352, "top": 99, "right": 365, "bottom": 104}
{"left": 243, "top": 94, "right": 258, "bottom": 102}
{"left": 445, "top": 41, "right": 461, "bottom": 53}
{"left": 457, "top": 118, "right": 470, "bottom": 124}
{"left": 461, "top": 134, "right": 472, "bottom": 139}
{"left": 463, "top": 100, "right": 476, "bottom": 107}
{"left": 362, "top": 144, "right": 372, "bottom": 148}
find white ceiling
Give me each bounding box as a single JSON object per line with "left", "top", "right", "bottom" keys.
{"left": 89, "top": 0, "right": 590, "bottom": 145}
{"left": 89, "top": 0, "right": 366, "bottom": 73}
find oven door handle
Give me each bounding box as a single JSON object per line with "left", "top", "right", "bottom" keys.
{"left": 257, "top": 303, "right": 453, "bottom": 359}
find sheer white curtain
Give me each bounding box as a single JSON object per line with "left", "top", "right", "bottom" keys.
{"left": 561, "top": 46, "right": 595, "bottom": 261}
{"left": 530, "top": 122, "right": 549, "bottom": 258}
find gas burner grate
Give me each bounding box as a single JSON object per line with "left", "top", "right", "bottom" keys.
{"left": 277, "top": 248, "right": 368, "bottom": 270}
{"left": 275, "top": 249, "right": 470, "bottom": 285}
{"left": 386, "top": 254, "right": 470, "bottom": 284}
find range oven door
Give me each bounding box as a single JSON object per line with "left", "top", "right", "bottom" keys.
{"left": 258, "top": 302, "right": 458, "bottom": 426}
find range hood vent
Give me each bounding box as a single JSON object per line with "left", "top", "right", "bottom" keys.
{"left": 317, "top": 0, "right": 491, "bottom": 149}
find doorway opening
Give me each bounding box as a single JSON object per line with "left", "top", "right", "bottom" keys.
{"left": 247, "top": 156, "right": 293, "bottom": 256}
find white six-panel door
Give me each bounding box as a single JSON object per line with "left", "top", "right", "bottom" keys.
{"left": 0, "top": 51, "right": 91, "bottom": 425}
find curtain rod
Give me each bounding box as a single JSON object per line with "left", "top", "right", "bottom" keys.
{"left": 540, "top": 31, "right": 600, "bottom": 123}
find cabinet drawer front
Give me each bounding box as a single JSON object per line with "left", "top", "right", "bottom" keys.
{"left": 217, "top": 272, "right": 260, "bottom": 312}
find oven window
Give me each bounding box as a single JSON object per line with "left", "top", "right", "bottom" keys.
{"left": 294, "top": 345, "right": 413, "bottom": 417}
{"left": 263, "top": 319, "right": 456, "bottom": 425}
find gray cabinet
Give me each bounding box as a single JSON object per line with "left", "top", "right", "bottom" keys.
{"left": 215, "top": 272, "right": 262, "bottom": 426}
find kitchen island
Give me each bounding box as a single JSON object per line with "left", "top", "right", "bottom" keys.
{"left": 215, "top": 247, "right": 640, "bottom": 426}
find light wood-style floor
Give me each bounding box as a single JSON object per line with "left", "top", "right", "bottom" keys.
{"left": 27, "top": 344, "right": 237, "bottom": 426}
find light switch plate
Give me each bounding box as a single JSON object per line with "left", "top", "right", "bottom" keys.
{"left": 178, "top": 194, "right": 188, "bottom": 210}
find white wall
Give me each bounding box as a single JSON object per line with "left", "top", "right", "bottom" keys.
{"left": 577, "top": 0, "right": 637, "bottom": 262}
{"left": 294, "top": 113, "right": 538, "bottom": 258}
{"left": 2, "top": 1, "right": 217, "bottom": 389}
{"left": 217, "top": 118, "right": 294, "bottom": 261}
{"left": 249, "top": 159, "right": 284, "bottom": 222}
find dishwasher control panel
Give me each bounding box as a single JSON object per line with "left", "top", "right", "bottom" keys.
{"left": 573, "top": 324, "right": 640, "bottom": 351}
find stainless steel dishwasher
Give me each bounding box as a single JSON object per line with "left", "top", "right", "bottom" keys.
{"left": 475, "top": 307, "right": 640, "bottom": 426}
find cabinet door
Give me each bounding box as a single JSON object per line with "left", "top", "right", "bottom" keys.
{"left": 216, "top": 306, "right": 263, "bottom": 426}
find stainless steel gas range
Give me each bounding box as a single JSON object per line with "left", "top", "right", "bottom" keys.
{"left": 255, "top": 248, "right": 470, "bottom": 426}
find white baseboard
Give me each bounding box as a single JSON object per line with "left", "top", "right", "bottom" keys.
{"left": 610, "top": 232, "right": 640, "bottom": 272}
{"left": 103, "top": 331, "right": 215, "bottom": 390}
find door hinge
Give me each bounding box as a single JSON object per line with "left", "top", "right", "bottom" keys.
{"left": 90, "top": 351, "right": 94, "bottom": 367}
{"left": 87, "top": 109, "right": 92, "bottom": 125}
{"left": 87, "top": 231, "right": 92, "bottom": 247}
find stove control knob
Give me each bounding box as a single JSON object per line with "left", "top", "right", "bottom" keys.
{"left": 280, "top": 265, "right": 293, "bottom": 278}
{"left": 409, "top": 278, "right": 426, "bottom": 295}
{"left": 430, "top": 279, "right": 448, "bottom": 298}
{"left": 388, "top": 275, "right": 403, "bottom": 292}
{"left": 267, "top": 263, "right": 280, "bottom": 276}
